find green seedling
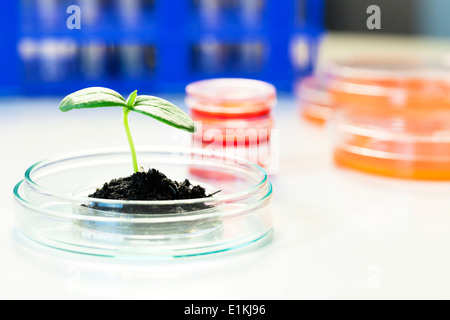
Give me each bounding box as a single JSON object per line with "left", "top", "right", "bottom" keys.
{"left": 59, "top": 87, "right": 196, "bottom": 173}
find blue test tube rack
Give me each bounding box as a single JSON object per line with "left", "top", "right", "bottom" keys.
{"left": 1, "top": 0, "right": 325, "bottom": 96}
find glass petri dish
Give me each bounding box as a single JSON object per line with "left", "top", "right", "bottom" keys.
{"left": 296, "top": 75, "right": 334, "bottom": 125}
{"left": 186, "top": 78, "right": 277, "bottom": 175}
{"left": 329, "top": 55, "right": 450, "bottom": 180}
{"left": 186, "top": 78, "right": 276, "bottom": 118}
{"left": 13, "top": 148, "right": 273, "bottom": 259}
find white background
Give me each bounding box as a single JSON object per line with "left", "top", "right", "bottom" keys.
{"left": 1, "top": 33, "right": 450, "bottom": 300}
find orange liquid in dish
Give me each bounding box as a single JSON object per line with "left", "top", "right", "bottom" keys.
{"left": 334, "top": 141, "right": 450, "bottom": 180}
{"left": 331, "top": 77, "right": 450, "bottom": 180}
{"left": 300, "top": 102, "right": 330, "bottom": 125}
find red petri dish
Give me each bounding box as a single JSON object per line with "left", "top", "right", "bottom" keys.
{"left": 186, "top": 78, "right": 276, "bottom": 118}
{"left": 186, "top": 78, "right": 277, "bottom": 175}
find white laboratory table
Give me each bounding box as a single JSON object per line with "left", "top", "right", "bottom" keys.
{"left": 1, "top": 94, "right": 450, "bottom": 300}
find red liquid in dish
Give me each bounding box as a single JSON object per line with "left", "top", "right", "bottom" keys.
{"left": 186, "top": 79, "right": 277, "bottom": 176}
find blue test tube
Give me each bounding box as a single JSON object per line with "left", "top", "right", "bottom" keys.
{"left": 197, "top": 0, "right": 221, "bottom": 28}
{"left": 290, "top": 34, "right": 313, "bottom": 74}
{"left": 239, "top": 41, "right": 263, "bottom": 72}
{"left": 120, "top": 44, "right": 145, "bottom": 79}
{"left": 36, "top": 0, "right": 60, "bottom": 30}
{"left": 78, "top": 0, "right": 102, "bottom": 27}
{"left": 80, "top": 42, "right": 108, "bottom": 80}
{"left": 116, "top": 0, "right": 142, "bottom": 29}
{"left": 18, "top": 38, "right": 40, "bottom": 82}
{"left": 38, "top": 38, "right": 77, "bottom": 82}
{"left": 196, "top": 38, "right": 224, "bottom": 73}
{"left": 239, "top": 0, "right": 263, "bottom": 28}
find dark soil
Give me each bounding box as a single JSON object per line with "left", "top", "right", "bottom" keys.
{"left": 87, "top": 169, "right": 218, "bottom": 214}
{"left": 89, "top": 169, "right": 213, "bottom": 201}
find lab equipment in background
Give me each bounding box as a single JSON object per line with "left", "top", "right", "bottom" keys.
{"left": 18, "top": 38, "right": 78, "bottom": 84}
{"left": 329, "top": 55, "right": 450, "bottom": 180}
{"left": 191, "top": 40, "right": 264, "bottom": 74}
{"left": 36, "top": 0, "right": 61, "bottom": 30}
{"left": 79, "top": 42, "right": 109, "bottom": 80}
{"left": 116, "top": 0, "right": 156, "bottom": 30}
{"left": 119, "top": 44, "right": 157, "bottom": 80}
{"left": 186, "top": 78, "right": 278, "bottom": 175}
{"left": 5, "top": 0, "right": 325, "bottom": 95}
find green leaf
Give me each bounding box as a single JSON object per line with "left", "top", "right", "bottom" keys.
{"left": 59, "top": 87, "right": 127, "bottom": 112}
{"left": 126, "top": 90, "right": 138, "bottom": 108}
{"left": 133, "top": 95, "right": 197, "bottom": 133}
{"left": 59, "top": 88, "right": 197, "bottom": 133}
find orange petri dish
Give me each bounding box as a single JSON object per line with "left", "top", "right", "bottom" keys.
{"left": 329, "top": 56, "right": 450, "bottom": 180}
{"left": 296, "top": 75, "right": 334, "bottom": 125}
{"left": 186, "top": 78, "right": 277, "bottom": 175}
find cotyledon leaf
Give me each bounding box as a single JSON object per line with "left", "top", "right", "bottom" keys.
{"left": 59, "top": 87, "right": 127, "bottom": 112}
{"left": 59, "top": 88, "right": 196, "bottom": 133}
{"left": 133, "top": 95, "right": 197, "bottom": 133}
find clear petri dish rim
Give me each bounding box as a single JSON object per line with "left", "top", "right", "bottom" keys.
{"left": 22, "top": 147, "right": 271, "bottom": 210}
{"left": 327, "top": 53, "right": 450, "bottom": 83}
{"left": 186, "top": 78, "right": 277, "bottom": 102}
{"left": 185, "top": 78, "right": 277, "bottom": 116}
